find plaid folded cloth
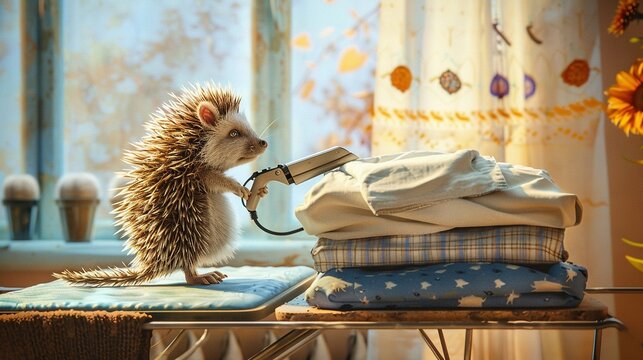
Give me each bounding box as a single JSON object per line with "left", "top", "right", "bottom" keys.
{"left": 311, "top": 225, "right": 566, "bottom": 272}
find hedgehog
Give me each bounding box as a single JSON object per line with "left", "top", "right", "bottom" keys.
{"left": 54, "top": 83, "right": 268, "bottom": 286}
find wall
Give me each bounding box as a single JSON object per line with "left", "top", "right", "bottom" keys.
{"left": 598, "top": 1, "right": 643, "bottom": 359}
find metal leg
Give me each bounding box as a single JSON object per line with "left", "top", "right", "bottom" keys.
{"left": 463, "top": 329, "right": 473, "bottom": 360}
{"left": 153, "top": 329, "right": 186, "bottom": 360}
{"left": 175, "top": 330, "right": 209, "bottom": 360}
{"left": 437, "top": 329, "right": 450, "bottom": 360}
{"left": 249, "top": 329, "right": 321, "bottom": 360}
{"left": 592, "top": 329, "right": 603, "bottom": 360}
{"left": 418, "top": 329, "right": 445, "bottom": 360}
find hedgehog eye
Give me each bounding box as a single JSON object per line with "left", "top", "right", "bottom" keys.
{"left": 229, "top": 129, "right": 239, "bottom": 138}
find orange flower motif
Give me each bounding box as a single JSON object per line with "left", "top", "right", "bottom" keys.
{"left": 608, "top": 0, "right": 641, "bottom": 36}
{"left": 390, "top": 65, "right": 413, "bottom": 92}
{"left": 561, "top": 59, "right": 590, "bottom": 87}
{"left": 605, "top": 58, "right": 643, "bottom": 136}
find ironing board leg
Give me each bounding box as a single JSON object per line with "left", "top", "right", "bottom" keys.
{"left": 438, "top": 329, "right": 450, "bottom": 360}
{"left": 463, "top": 329, "right": 473, "bottom": 360}
{"left": 418, "top": 329, "right": 445, "bottom": 360}
{"left": 249, "top": 329, "right": 320, "bottom": 360}
{"left": 592, "top": 329, "right": 602, "bottom": 360}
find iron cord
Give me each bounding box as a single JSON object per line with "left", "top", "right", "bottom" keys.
{"left": 242, "top": 173, "right": 304, "bottom": 236}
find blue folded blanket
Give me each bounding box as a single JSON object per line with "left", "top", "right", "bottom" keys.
{"left": 305, "top": 262, "right": 586, "bottom": 310}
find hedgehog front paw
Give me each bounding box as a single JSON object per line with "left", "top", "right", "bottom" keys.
{"left": 247, "top": 186, "right": 268, "bottom": 202}
{"left": 184, "top": 270, "right": 227, "bottom": 285}
{"left": 233, "top": 185, "right": 250, "bottom": 200}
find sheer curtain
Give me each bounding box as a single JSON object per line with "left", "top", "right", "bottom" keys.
{"left": 369, "top": 0, "right": 615, "bottom": 358}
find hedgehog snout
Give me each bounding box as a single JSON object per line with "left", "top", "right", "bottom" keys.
{"left": 249, "top": 139, "right": 268, "bottom": 153}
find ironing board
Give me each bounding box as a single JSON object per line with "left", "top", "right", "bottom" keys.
{"left": 0, "top": 266, "right": 316, "bottom": 321}
{"left": 139, "top": 294, "right": 624, "bottom": 360}
{"left": 0, "top": 269, "right": 626, "bottom": 360}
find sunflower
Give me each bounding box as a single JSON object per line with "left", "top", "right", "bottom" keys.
{"left": 605, "top": 58, "right": 643, "bottom": 136}
{"left": 608, "top": 0, "right": 642, "bottom": 36}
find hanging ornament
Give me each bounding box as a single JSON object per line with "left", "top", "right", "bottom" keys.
{"left": 492, "top": 22, "right": 512, "bottom": 46}
{"left": 439, "top": 70, "right": 462, "bottom": 94}
{"left": 526, "top": 24, "right": 543, "bottom": 44}
{"left": 390, "top": 65, "right": 413, "bottom": 92}
{"left": 561, "top": 59, "right": 590, "bottom": 87}
{"left": 524, "top": 74, "right": 536, "bottom": 99}
{"left": 490, "top": 73, "right": 509, "bottom": 99}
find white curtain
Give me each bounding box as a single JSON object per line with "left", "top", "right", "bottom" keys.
{"left": 370, "top": 0, "right": 615, "bottom": 358}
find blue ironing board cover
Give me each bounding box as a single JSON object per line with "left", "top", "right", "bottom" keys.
{"left": 0, "top": 266, "right": 315, "bottom": 319}
{"left": 305, "top": 262, "right": 586, "bottom": 310}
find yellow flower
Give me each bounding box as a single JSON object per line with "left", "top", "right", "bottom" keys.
{"left": 605, "top": 58, "right": 643, "bottom": 136}
{"left": 338, "top": 47, "right": 368, "bottom": 73}
{"left": 608, "top": 0, "right": 641, "bottom": 36}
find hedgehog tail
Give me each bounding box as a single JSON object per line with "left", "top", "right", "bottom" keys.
{"left": 53, "top": 266, "right": 160, "bottom": 287}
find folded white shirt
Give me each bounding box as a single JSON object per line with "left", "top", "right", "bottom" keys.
{"left": 343, "top": 149, "right": 507, "bottom": 215}
{"left": 295, "top": 149, "right": 582, "bottom": 240}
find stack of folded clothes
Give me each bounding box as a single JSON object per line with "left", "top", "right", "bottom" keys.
{"left": 295, "top": 149, "right": 586, "bottom": 310}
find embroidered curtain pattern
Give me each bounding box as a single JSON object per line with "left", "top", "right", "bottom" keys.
{"left": 373, "top": 0, "right": 604, "bottom": 155}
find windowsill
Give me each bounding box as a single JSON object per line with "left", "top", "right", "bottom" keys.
{"left": 0, "top": 238, "right": 316, "bottom": 272}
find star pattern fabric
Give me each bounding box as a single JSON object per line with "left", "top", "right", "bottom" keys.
{"left": 494, "top": 279, "right": 506, "bottom": 288}
{"left": 384, "top": 281, "right": 397, "bottom": 289}
{"left": 305, "top": 262, "right": 586, "bottom": 310}
{"left": 506, "top": 290, "right": 520, "bottom": 305}
{"left": 565, "top": 268, "right": 578, "bottom": 282}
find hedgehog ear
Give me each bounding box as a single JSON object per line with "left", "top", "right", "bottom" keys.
{"left": 197, "top": 101, "right": 220, "bottom": 127}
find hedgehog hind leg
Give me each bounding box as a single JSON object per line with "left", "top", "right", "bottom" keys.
{"left": 183, "top": 268, "right": 227, "bottom": 285}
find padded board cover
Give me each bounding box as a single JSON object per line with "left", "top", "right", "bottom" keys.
{"left": 0, "top": 266, "right": 315, "bottom": 314}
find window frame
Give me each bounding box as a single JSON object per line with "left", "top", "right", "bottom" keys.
{"left": 21, "top": 0, "right": 65, "bottom": 240}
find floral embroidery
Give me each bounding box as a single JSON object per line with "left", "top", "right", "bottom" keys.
{"left": 490, "top": 74, "right": 509, "bottom": 99}
{"left": 390, "top": 65, "right": 413, "bottom": 92}
{"left": 524, "top": 74, "right": 536, "bottom": 99}
{"left": 439, "top": 70, "right": 462, "bottom": 94}
{"left": 561, "top": 59, "right": 590, "bottom": 87}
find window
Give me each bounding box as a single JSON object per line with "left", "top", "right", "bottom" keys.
{"left": 61, "top": 0, "right": 253, "bottom": 238}
{"left": 289, "top": 1, "right": 378, "bottom": 230}
{"left": 0, "top": 0, "right": 379, "bottom": 240}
